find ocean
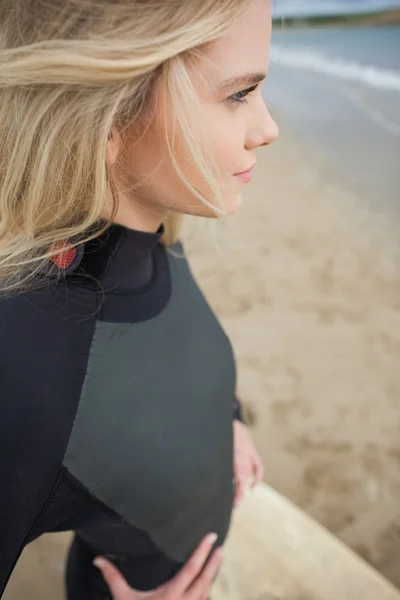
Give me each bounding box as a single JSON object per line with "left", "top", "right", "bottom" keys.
{"left": 273, "top": 0, "right": 400, "bottom": 18}
{"left": 265, "top": 24, "right": 400, "bottom": 213}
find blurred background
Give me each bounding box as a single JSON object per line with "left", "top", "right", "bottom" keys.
{"left": 5, "top": 1, "right": 400, "bottom": 598}
{"left": 223, "top": 0, "right": 400, "bottom": 586}
{"left": 269, "top": 0, "right": 400, "bottom": 212}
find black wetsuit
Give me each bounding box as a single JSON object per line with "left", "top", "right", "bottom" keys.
{"left": 0, "top": 222, "right": 244, "bottom": 598}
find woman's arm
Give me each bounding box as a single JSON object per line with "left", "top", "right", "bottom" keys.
{"left": 0, "top": 406, "right": 63, "bottom": 596}
{"left": 0, "top": 287, "right": 97, "bottom": 595}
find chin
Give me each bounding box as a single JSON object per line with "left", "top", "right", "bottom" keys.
{"left": 201, "top": 193, "right": 243, "bottom": 218}
{"left": 222, "top": 192, "right": 243, "bottom": 216}
{"left": 180, "top": 191, "right": 243, "bottom": 219}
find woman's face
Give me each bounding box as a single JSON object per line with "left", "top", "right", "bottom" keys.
{"left": 109, "top": 0, "right": 278, "bottom": 226}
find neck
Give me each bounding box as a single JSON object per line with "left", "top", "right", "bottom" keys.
{"left": 112, "top": 195, "right": 167, "bottom": 234}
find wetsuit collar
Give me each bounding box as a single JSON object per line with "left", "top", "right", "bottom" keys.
{"left": 80, "top": 222, "right": 165, "bottom": 291}
{"left": 49, "top": 221, "right": 165, "bottom": 292}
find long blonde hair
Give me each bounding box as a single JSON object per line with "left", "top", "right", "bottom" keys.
{"left": 0, "top": 0, "right": 249, "bottom": 293}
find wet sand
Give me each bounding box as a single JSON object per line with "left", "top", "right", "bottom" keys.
{"left": 4, "top": 126, "right": 400, "bottom": 598}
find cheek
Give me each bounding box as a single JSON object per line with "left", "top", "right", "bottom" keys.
{"left": 121, "top": 103, "right": 246, "bottom": 217}
{"left": 207, "top": 111, "right": 245, "bottom": 178}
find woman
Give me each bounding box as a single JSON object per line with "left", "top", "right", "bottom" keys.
{"left": 0, "top": 0, "right": 279, "bottom": 598}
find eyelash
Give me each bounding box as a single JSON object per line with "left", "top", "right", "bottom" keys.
{"left": 227, "top": 84, "right": 259, "bottom": 105}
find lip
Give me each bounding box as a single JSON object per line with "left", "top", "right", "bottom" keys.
{"left": 234, "top": 163, "right": 256, "bottom": 184}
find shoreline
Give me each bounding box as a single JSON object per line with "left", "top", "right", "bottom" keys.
{"left": 272, "top": 9, "right": 400, "bottom": 28}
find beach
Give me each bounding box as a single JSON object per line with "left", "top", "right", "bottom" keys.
{"left": 267, "top": 24, "right": 400, "bottom": 214}
{"left": 4, "top": 23, "right": 400, "bottom": 600}
{"left": 186, "top": 125, "right": 400, "bottom": 588}
{"left": 187, "top": 24, "right": 400, "bottom": 585}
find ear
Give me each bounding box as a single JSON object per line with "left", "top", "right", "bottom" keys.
{"left": 106, "top": 125, "right": 121, "bottom": 168}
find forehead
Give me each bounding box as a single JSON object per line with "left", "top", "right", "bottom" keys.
{"left": 197, "top": 0, "right": 271, "bottom": 83}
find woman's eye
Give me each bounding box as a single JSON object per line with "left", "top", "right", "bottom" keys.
{"left": 227, "top": 84, "right": 259, "bottom": 106}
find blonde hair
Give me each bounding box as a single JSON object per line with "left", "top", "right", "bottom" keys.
{"left": 0, "top": 0, "right": 250, "bottom": 293}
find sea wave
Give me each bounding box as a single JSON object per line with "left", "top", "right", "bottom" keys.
{"left": 270, "top": 47, "right": 400, "bottom": 92}
{"left": 272, "top": 0, "right": 400, "bottom": 18}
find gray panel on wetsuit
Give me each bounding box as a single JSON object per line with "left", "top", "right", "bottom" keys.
{"left": 64, "top": 243, "right": 236, "bottom": 564}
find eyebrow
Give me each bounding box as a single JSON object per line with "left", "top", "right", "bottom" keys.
{"left": 218, "top": 72, "right": 266, "bottom": 91}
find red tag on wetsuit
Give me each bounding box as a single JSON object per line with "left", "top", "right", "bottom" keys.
{"left": 50, "top": 240, "right": 78, "bottom": 270}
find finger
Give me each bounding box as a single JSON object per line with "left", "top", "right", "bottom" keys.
{"left": 93, "top": 557, "right": 133, "bottom": 598}
{"left": 254, "top": 457, "right": 264, "bottom": 486}
{"left": 234, "top": 477, "right": 245, "bottom": 508}
{"left": 167, "top": 533, "right": 218, "bottom": 597}
{"left": 244, "top": 457, "right": 262, "bottom": 489}
{"left": 186, "top": 547, "right": 223, "bottom": 600}
{"left": 234, "top": 463, "right": 252, "bottom": 487}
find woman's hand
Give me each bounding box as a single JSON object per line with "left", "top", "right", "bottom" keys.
{"left": 92, "top": 532, "right": 222, "bottom": 600}
{"left": 233, "top": 419, "right": 264, "bottom": 508}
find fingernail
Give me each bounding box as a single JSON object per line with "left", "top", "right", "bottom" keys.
{"left": 208, "top": 532, "right": 218, "bottom": 544}
{"left": 93, "top": 558, "right": 106, "bottom": 570}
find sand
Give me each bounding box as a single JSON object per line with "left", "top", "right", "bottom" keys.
{"left": 184, "top": 129, "right": 400, "bottom": 588}
{"left": 4, "top": 127, "right": 400, "bottom": 598}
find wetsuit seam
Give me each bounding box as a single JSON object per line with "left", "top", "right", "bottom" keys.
{"left": 2, "top": 469, "right": 63, "bottom": 596}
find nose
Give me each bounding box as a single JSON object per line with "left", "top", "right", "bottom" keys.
{"left": 245, "top": 102, "right": 279, "bottom": 150}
